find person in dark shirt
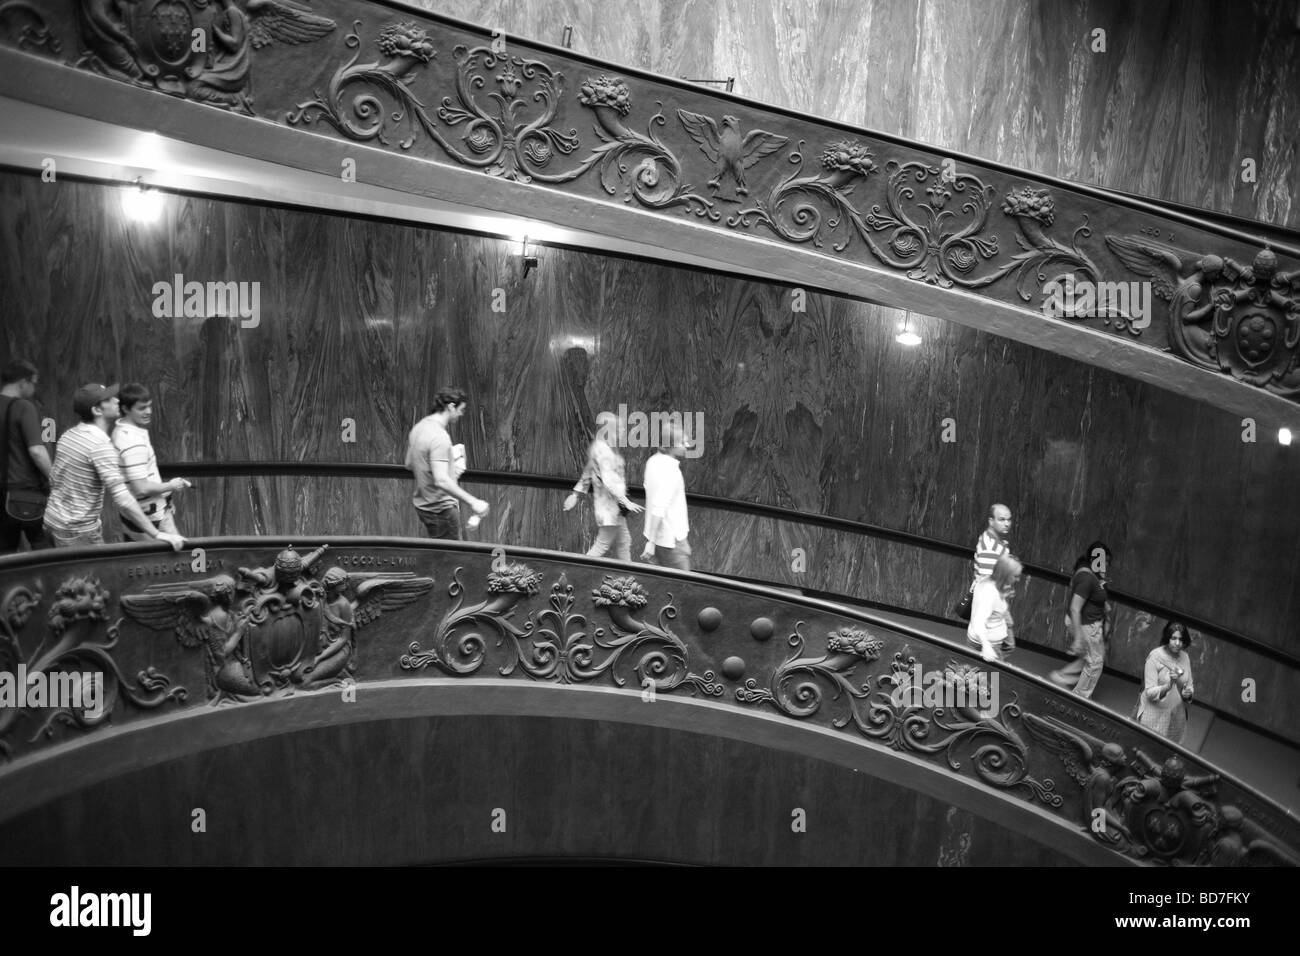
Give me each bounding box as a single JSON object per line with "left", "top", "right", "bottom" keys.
{"left": 1049, "top": 539, "right": 1113, "bottom": 698}
{"left": 0, "top": 359, "right": 52, "bottom": 553}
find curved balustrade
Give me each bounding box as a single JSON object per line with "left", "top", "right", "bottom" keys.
{"left": 2, "top": 1, "right": 1299, "bottom": 427}
{"left": 161, "top": 461, "right": 1300, "bottom": 745}
{"left": 0, "top": 537, "right": 1294, "bottom": 866}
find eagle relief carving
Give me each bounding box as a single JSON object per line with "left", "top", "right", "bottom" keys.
{"left": 676, "top": 109, "right": 788, "bottom": 201}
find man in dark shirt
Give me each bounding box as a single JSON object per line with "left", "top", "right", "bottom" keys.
{"left": 1049, "top": 539, "right": 1113, "bottom": 698}
{"left": 0, "top": 359, "right": 53, "bottom": 554}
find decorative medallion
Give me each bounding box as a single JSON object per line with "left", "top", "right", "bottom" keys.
{"left": 1107, "top": 238, "right": 1300, "bottom": 395}
{"left": 1024, "top": 713, "right": 1298, "bottom": 865}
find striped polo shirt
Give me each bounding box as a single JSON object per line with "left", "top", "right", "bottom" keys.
{"left": 971, "top": 529, "right": 1009, "bottom": 583}
{"left": 112, "top": 420, "right": 168, "bottom": 517}
{"left": 44, "top": 423, "right": 139, "bottom": 534}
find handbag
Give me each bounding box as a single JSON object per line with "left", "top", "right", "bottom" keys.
{"left": 1, "top": 398, "right": 48, "bottom": 523}
{"left": 954, "top": 584, "right": 973, "bottom": 622}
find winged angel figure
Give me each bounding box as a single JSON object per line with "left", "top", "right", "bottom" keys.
{"left": 187, "top": 0, "right": 337, "bottom": 113}
{"left": 120, "top": 575, "right": 267, "bottom": 704}
{"left": 1022, "top": 712, "right": 1143, "bottom": 854}
{"left": 677, "top": 110, "right": 788, "bottom": 199}
{"left": 299, "top": 568, "right": 434, "bottom": 687}
{"left": 122, "top": 569, "right": 433, "bottom": 702}
{"left": 1105, "top": 236, "right": 1300, "bottom": 384}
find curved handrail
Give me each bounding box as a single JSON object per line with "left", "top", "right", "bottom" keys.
{"left": 0, "top": 535, "right": 1293, "bottom": 867}
{"left": 156, "top": 460, "right": 1300, "bottom": 671}
{"left": 371, "top": 0, "right": 1300, "bottom": 258}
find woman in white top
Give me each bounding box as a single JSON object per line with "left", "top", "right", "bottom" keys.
{"left": 1135, "top": 620, "right": 1195, "bottom": 744}
{"left": 967, "top": 553, "right": 1021, "bottom": 662}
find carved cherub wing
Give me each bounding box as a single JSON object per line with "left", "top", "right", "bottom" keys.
{"left": 677, "top": 109, "right": 722, "bottom": 164}
{"left": 740, "top": 129, "right": 789, "bottom": 169}
{"left": 120, "top": 577, "right": 235, "bottom": 648}
{"left": 248, "top": 0, "right": 337, "bottom": 49}
{"left": 1104, "top": 235, "right": 1188, "bottom": 301}
{"left": 1021, "top": 712, "right": 1106, "bottom": 787}
{"left": 349, "top": 573, "right": 435, "bottom": 628}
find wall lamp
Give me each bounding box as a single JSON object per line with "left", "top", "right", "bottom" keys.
{"left": 121, "top": 177, "right": 162, "bottom": 223}
{"left": 521, "top": 236, "right": 539, "bottom": 278}
{"left": 895, "top": 315, "right": 921, "bottom": 346}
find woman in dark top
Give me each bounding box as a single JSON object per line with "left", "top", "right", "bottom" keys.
{"left": 1049, "top": 540, "right": 1112, "bottom": 698}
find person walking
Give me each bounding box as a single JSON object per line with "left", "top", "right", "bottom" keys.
{"left": 1134, "top": 621, "right": 1195, "bottom": 744}
{"left": 565, "top": 411, "right": 643, "bottom": 560}
{"left": 43, "top": 383, "right": 184, "bottom": 550}
{"left": 640, "top": 423, "right": 694, "bottom": 571}
{"left": 1050, "top": 540, "right": 1113, "bottom": 698}
{"left": 967, "top": 553, "right": 1022, "bottom": 662}
{"left": 955, "top": 503, "right": 1012, "bottom": 630}
{"left": 404, "top": 387, "right": 489, "bottom": 540}
{"left": 0, "top": 359, "right": 52, "bottom": 553}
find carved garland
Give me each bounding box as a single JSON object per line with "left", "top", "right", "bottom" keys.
{"left": 1, "top": 577, "right": 186, "bottom": 761}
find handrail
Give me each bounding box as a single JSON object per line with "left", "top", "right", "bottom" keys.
{"left": 157, "top": 460, "right": 1299, "bottom": 670}
{"left": 366, "top": 0, "right": 1300, "bottom": 259}
{"left": 1, "top": 535, "right": 1294, "bottom": 862}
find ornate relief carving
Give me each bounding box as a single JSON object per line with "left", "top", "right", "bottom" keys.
{"left": 122, "top": 546, "right": 432, "bottom": 703}
{"left": 1107, "top": 238, "right": 1300, "bottom": 395}
{"left": 0, "top": 0, "right": 62, "bottom": 54}
{"left": 677, "top": 110, "right": 787, "bottom": 201}
{"left": 738, "top": 633, "right": 1059, "bottom": 807}
{"left": 726, "top": 140, "right": 879, "bottom": 251}
{"left": 300, "top": 567, "right": 433, "bottom": 687}
{"left": 0, "top": 577, "right": 186, "bottom": 759}
{"left": 73, "top": 0, "right": 335, "bottom": 113}
{"left": 401, "top": 562, "right": 541, "bottom": 675}
{"left": 1024, "top": 713, "right": 1297, "bottom": 866}
{"left": 402, "top": 569, "right": 722, "bottom": 695}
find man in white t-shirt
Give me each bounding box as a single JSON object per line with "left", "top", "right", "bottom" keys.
{"left": 112, "top": 383, "right": 192, "bottom": 542}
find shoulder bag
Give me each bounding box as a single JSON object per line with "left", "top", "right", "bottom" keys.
{"left": 1, "top": 398, "right": 49, "bottom": 523}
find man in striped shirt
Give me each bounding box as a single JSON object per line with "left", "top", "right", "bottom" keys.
{"left": 959, "top": 504, "right": 1013, "bottom": 644}
{"left": 43, "top": 384, "right": 185, "bottom": 550}
{"left": 973, "top": 504, "right": 1013, "bottom": 583}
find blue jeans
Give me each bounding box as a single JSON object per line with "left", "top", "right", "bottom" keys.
{"left": 418, "top": 507, "right": 461, "bottom": 541}
{"left": 1071, "top": 620, "right": 1106, "bottom": 698}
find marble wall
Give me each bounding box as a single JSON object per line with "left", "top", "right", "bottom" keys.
{"left": 2, "top": 172, "right": 1296, "bottom": 657}
{"left": 413, "top": 0, "right": 1299, "bottom": 227}
{"left": 1, "top": 0, "right": 1298, "bottom": 735}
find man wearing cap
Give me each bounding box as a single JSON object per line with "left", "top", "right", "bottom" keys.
{"left": 640, "top": 423, "right": 694, "bottom": 571}
{"left": 112, "top": 383, "right": 192, "bottom": 542}
{"left": 43, "top": 383, "right": 185, "bottom": 550}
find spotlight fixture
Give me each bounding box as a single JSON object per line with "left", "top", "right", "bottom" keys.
{"left": 521, "top": 236, "right": 539, "bottom": 277}
{"left": 895, "top": 316, "right": 921, "bottom": 347}
{"left": 1280, "top": 428, "right": 1293, "bottom": 446}
{"left": 122, "top": 177, "right": 162, "bottom": 223}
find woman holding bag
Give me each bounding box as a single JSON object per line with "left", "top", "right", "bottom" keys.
{"left": 1135, "top": 620, "right": 1195, "bottom": 744}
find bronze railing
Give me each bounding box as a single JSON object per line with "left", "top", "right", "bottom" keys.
{"left": 0, "top": 537, "right": 1295, "bottom": 866}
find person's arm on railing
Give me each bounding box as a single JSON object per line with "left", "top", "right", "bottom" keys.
{"left": 93, "top": 444, "right": 184, "bottom": 550}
